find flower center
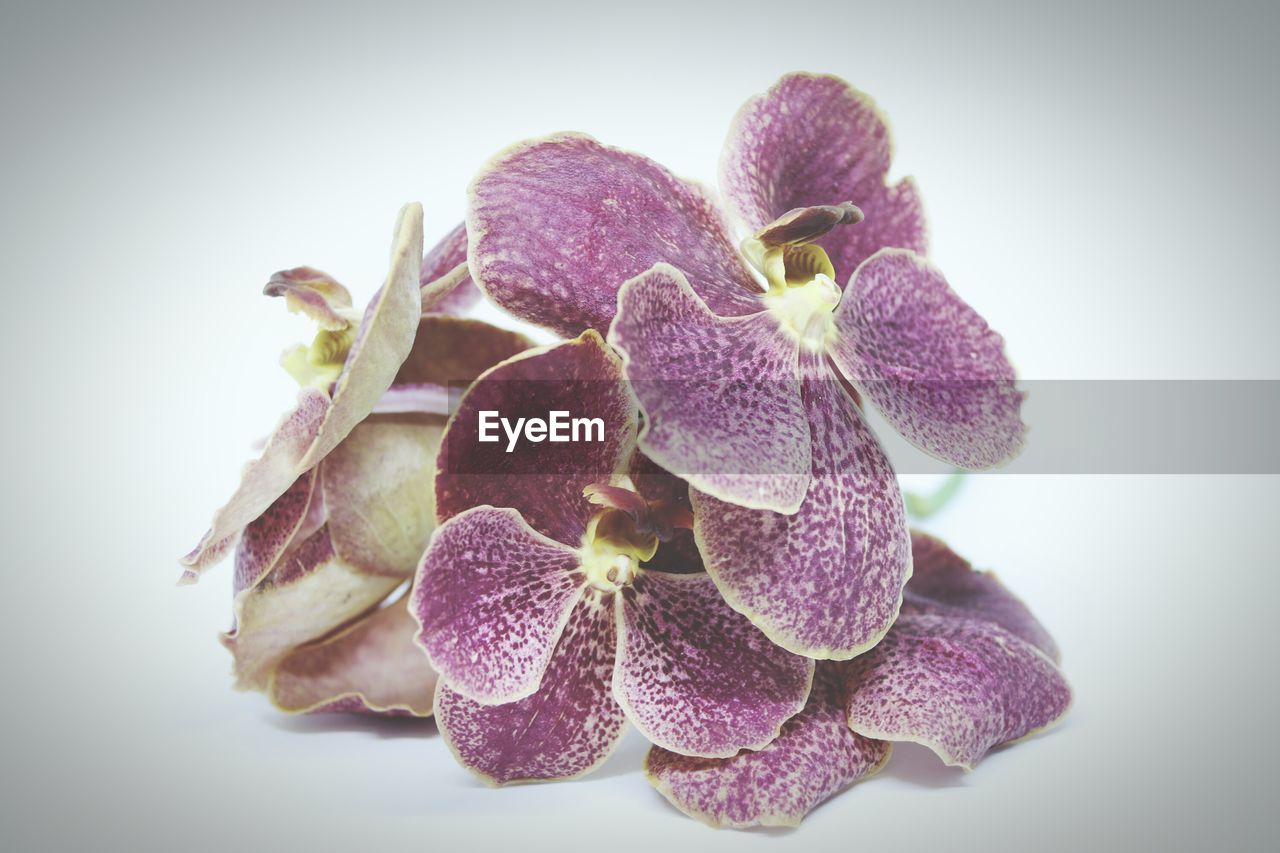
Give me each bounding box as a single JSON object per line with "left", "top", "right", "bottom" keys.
{"left": 763, "top": 273, "right": 841, "bottom": 350}
{"left": 578, "top": 480, "right": 693, "bottom": 591}
{"left": 265, "top": 267, "right": 363, "bottom": 390}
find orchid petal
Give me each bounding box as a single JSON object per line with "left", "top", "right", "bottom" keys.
{"left": 645, "top": 662, "right": 890, "bottom": 828}
{"left": 411, "top": 506, "right": 585, "bottom": 705}
{"left": 394, "top": 315, "right": 531, "bottom": 389}
{"left": 692, "top": 352, "right": 911, "bottom": 658}
{"left": 629, "top": 454, "right": 702, "bottom": 574}
{"left": 829, "top": 250, "right": 1026, "bottom": 469}
{"left": 435, "top": 591, "right": 626, "bottom": 784}
{"left": 263, "top": 267, "right": 355, "bottom": 330}
{"left": 296, "top": 202, "right": 425, "bottom": 471}
{"left": 180, "top": 388, "right": 330, "bottom": 579}
{"left": 609, "top": 264, "right": 809, "bottom": 513}
{"left": 222, "top": 526, "right": 401, "bottom": 690}
{"left": 269, "top": 594, "right": 438, "bottom": 716}
{"left": 905, "top": 531, "right": 1060, "bottom": 661}
{"left": 614, "top": 571, "right": 813, "bottom": 758}
{"left": 468, "top": 133, "right": 762, "bottom": 337}
{"left": 720, "top": 72, "right": 926, "bottom": 279}
{"left": 322, "top": 417, "right": 444, "bottom": 578}
{"left": 232, "top": 467, "right": 319, "bottom": 594}
{"left": 420, "top": 222, "right": 482, "bottom": 314}
{"left": 845, "top": 613, "right": 1072, "bottom": 770}
{"left": 435, "top": 331, "right": 637, "bottom": 546}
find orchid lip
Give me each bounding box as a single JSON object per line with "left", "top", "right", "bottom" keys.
{"left": 763, "top": 274, "right": 840, "bottom": 351}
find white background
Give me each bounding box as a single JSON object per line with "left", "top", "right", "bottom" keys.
{"left": 1, "top": 1, "right": 1276, "bottom": 850}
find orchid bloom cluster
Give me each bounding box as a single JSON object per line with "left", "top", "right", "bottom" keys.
{"left": 184, "top": 73, "right": 1071, "bottom": 828}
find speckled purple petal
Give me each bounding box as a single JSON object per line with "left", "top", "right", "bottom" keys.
{"left": 435, "top": 331, "right": 637, "bottom": 546}
{"left": 829, "top": 250, "right": 1025, "bottom": 469}
{"left": 180, "top": 388, "right": 330, "bottom": 580}
{"left": 692, "top": 352, "right": 910, "bottom": 658}
{"left": 905, "top": 531, "right": 1060, "bottom": 661}
{"left": 609, "top": 263, "right": 809, "bottom": 513}
{"left": 420, "top": 222, "right": 481, "bottom": 314}
{"left": 845, "top": 613, "right": 1071, "bottom": 770}
{"left": 468, "top": 133, "right": 762, "bottom": 337}
{"left": 263, "top": 266, "right": 354, "bottom": 330}
{"left": 435, "top": 591, "right": 626, "bottom": 784}
{"left": 222, "top": 525, "right": 401, "bottom": 690}
{"left": 720, "top": 73, "right": 926, "bottom": 280}
{"left": 232, "top": 467, "right": 319, "bottom": 593}
{"left": 614, "top": 571, "right": 813, "bottom": 758}
{"left": 645, "top": 662, "right": 890, "bottom": 828}
{"left": 322, "top": 417, "right": 443, "bottom": 578}
{"left": 393, "top": 315, "right": 531, "bottom": 389}
{"left": 270, "top": 594, "right": 437, "bottom": 716}
{"left": 411, "top": 506, "right": 585, "bottom": 704}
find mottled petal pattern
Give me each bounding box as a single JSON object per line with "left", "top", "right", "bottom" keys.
{"left": 609, "top": 264, "right": 809, "bottom": 513}
{"left": 435, "top": 331, "right": 637, "bottom": 546}
{"left": 468, "top": 133, "right": 762, "bottom": 336}
{"left": 845, "top": 613, "right": 1071, "bottom": 770}
{"left": 905, "top": 531, "right": 1060, "bottom": 661}
{"left": 720, "top": 72, "right": 926, "bottom": 280}
{"left": 322, "top": 417, "right": 443, "bottom": 577}
{"left": 692, "top": 352, "right": 910, "bottom": 658}
{"left": 222, "top": 526, "right": 401, "bottom": 690}
{"left": 645, "top": 663, "right": 890, "bottom": 828}
{"left": 830, "top": 250, "right": 1025, "bottom": 469}
{"left": 614, "top": 571, "right": 813, "bottom": 757}
{"left": 420, "top": 222, "right": 482, "bottom": 314}
{"left": 232, "top": 467, "right": 319, "bottom": 594}
{"left": 296, "top": 202, "right": 425, "bottom": 471}
{"left": 270, "top": 594, "right": 438, "bottom": 716}
{"left": 435, "top": 591, "right": 626, "bottom": 784}
{"left": 181, "top": 388, "right": 330, "bottom": 579}
{"left": 411, "top": 506, "right": 585, "bottom": 704}
{"left": 264, "top": 267, "right": 355, "bottom": 330}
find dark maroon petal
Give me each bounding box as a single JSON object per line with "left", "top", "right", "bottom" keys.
{"left": 270, "top": 594, "right": 438, "bottom": 716}
{"left": 720, "top": 73, "right": 926, "bottom": 280}
{"left": 411, "top": 506, "right": 584, "bottom": 704}
{"left": 609, "top": 263, "right": 810, "bottom": 513}
{"left": 905, "top": 531, "right": 1060, "bottom": 661}
{"left": 614, "top": 571, "right": 813, "bottom": 757}
{"left": 321, "top": 417, "right": 442, "bottom": 578}
{"left": 692, "top": 352, "right": 911, "bottom": 658}
{"left": 420, "top": 222, "right": 482, "bottom": 315}
{"left": 393, "top": 315, "right": 531, "bottom": 389}
{"left": 435, "top": 591, "right": 626, "bottom": 784}
{"left": 845, "top": 613, "right": 1072, "bottom": 770}
{"left": 646, "top": 663, "right": 890, "bottom": 828}
{"left": 829, "top": 250, "right": 1026, "bottom": 469}
{"left": 222, "top": 525, "right": 401, "bottom": 690}
{"left": 435, "top": 331, "right": 637, "bottom": 546}
{"left": 468, "top": 133, "right": 762, "bottom": 337}
{"left": 630, "top": 454, "right": 702, "bottom": 574}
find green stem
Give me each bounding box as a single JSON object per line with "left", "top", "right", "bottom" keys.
{"left": 904, "top": 470, "right": 966, "bottom": 519}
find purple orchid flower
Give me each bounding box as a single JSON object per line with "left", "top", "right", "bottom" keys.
{"left": 181, "top": 204, "right": 530, "bottom": 714}
{"left": 646, "top": 532, "right": 1072, "bottom": 828}
{"left": 410, "top": 332, "right": 814, "bottom": 782}
{"left": 463, "top": 73, "right": 1026, "bottom": 660}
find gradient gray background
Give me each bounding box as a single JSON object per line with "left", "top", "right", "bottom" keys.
{"left": 1, "top": 0, "right": 1277, "bottom": 850}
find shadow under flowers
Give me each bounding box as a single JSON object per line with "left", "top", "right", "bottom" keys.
{"left": 266, "top": 710, "right": 438, "bottom": 741}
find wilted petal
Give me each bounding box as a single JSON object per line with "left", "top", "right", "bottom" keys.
{"left": 222, "top": 526, "right": 401, "bottom": 690}
{"left": 645, "top": 663, "right": 890, "bottom": 828}
{"left": 905, "top": 531, "right": 1060, "bottom": 661}
{"left": 181, "top": 388, "right": 330, "bottom": 579}
{"left": 614, "top": 571, "right": 813, "bottom": 758}
{"left": 394, "top": 315, "right": 531, "bottom": 389}
{"left": 435, "top": 591, "right": 626, "bottom": 784}
{"left": 720, "top": 72, "right": 926, "bottom": 279}
{"left": 692, "top": 352, "right": 910, "bottom": 658}
{"left": 830, "top": 250, "right": 1025, "bottom": 469}
{"left": 435, "top": 331, "right": 637, "bottom": 546}
{"left": 420, "top": 222, "right": 481, "bottom": 314}
{"left": 264, "top": 267, "right": 354, "bottom": 330}
{"left": 296, "top": 202, "right": 425, "bottom": 471}
{"left": 232, "top": 467, "right": 319, "bottom": 593}
{"left": 468, "top": 133, "right": 762, "bottom": 336}
{"left": 609, "top": 264, "right": 809, "bottom": 513}
{"left": 270, "top": 594, "right": 437, "bottom": 716}
{"left": 322, "top": 417, "right": 443, "bottom": 577}
{"left": 845, "top": 613, "right": 1072, "bottom": 770}
{"left": 411, "top": 506, "right": 585, "bottom": 704}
